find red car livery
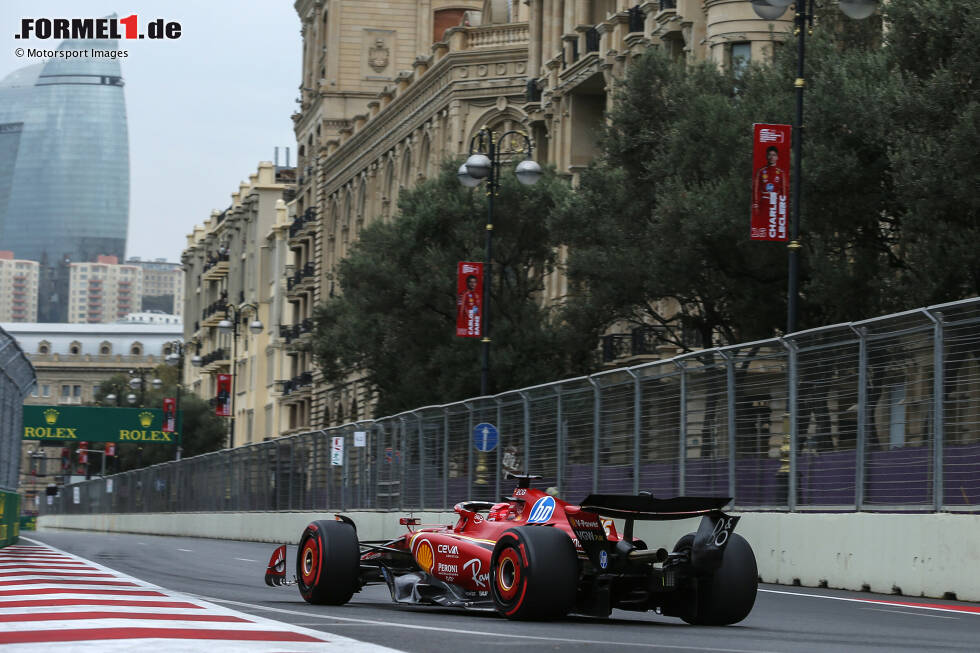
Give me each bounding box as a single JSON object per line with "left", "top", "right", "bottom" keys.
{"left": 265, "top": 474, "right": 757, "bottom": 624}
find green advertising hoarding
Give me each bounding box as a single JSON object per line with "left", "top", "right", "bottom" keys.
{"left": 0, "top": 491, "right": 20, "bottom": 548}
{"left": 22, "top": 405, "right": 182, "bottom": 444}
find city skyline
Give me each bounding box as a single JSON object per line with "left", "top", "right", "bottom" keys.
{"left": 0, "top": 2, "right": 300, "bottom": 264}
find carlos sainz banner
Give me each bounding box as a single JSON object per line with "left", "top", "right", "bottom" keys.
{"left": 750, "top": 123, "right": 791, "bottom": 242}
{"left": 456, "top": 261, "right": 484, "bottom": 338}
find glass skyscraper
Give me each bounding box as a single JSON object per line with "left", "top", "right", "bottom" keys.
{"left": 0, "top": 38, "right": 129, "bottom": 322}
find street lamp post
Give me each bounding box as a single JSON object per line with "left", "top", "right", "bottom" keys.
{"left": 752, "top": 0, "right": 877, "bottom": 334}
{"left": 165, "top": 340, "right": 199, "bottom": 461}
{"left": 218, "top": 304, "right": 263, "bottom": 448}
{"left": 458, "top": 127, "right": 542, "bottom": 395}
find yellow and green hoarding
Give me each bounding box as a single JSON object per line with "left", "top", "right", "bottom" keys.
{"left": 22, "top": 405, "right": 181, "bottom": 444}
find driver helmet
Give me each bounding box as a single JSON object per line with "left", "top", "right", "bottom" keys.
{"left": 488, "top": 502, "right": 510, "bottom": 521}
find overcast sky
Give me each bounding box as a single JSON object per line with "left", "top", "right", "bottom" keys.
{"left": 0, "top": 2, "right": 301, "bottom": 263}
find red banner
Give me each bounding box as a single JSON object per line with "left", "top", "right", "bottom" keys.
{"left": 215, "top": 374, "right": 232, "bottom": 417}
{"left": 104, "top": 442, "right": 116, "bottom": 457}
{"left": 456, "top": 261, "right": 484, "bottom": 338}
{"left": 162, "top": 397, "right": 176, "bottom": 432}
{"left": 750, "top": 123, "right": 791, "bottom": 241}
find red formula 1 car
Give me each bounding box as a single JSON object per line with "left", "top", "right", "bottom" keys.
{"left": 264, "top": 474, "right": 757, "bottom": 624}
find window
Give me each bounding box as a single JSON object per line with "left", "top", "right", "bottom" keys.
{"left": 731, "top": 43, "right": 751, "bottom": 80}
{"left": 41, "top": 384, "right": 50, "bottom": 397}
{"left": 130, "top": 343, "right": 142, "bottom": 356}
{"left": 73, "top": 385, "right": 82, "bottom": 397}
{"left": 38, "top": 342, "right": 49, "bottom": 354}
{"left": 61, "top": 385, "right": 70, "bottom": 398}
{"left": 70, "top": 345, "right": 80, "bottom": 355}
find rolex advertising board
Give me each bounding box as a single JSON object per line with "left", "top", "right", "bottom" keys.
{"left": 22, "top": 405, "right": 182, "bottom": 444}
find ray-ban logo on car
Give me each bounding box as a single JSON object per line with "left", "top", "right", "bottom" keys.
{"left": 527, "top": 496, "right": 555, "bottom": 524}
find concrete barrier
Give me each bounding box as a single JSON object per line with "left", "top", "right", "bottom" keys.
{"left": 39, "top": 511, "right": 980, "bottom": 602}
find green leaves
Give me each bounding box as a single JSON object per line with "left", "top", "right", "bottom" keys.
{"left": 312, "top": 161, "right": 584, "bottom": 415}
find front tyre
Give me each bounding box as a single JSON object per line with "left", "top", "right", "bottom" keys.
{"left": 296, "top": 519, "right": 360, "bottom": 605}
{"left": 673, "top": 532, "right": 758, "bottom": 625}
{"left": 490, "top": 526, "right": 578, "bottom": 620}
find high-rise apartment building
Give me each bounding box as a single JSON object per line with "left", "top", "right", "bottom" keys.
{"left": 0, "top": 251, "right": 39, "bottom": 322}
{"left": 125, "top": 257, "right": 185, "bottom": 317}
{"left": 67, "top": 256, "right": 143, "bottom": 324}
{"left": 0, "top": 37, "right": 130, "bottom": 322}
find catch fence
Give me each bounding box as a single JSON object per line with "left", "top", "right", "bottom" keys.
{"left": 0, "top": 326, "right": 35, "bottom": 493}
{"left": 47, "top": 298, "right": 980, "bottom": 515}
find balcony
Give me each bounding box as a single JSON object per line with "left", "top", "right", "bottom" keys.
{"left": 201, "top": 299, "right": 228, "bottom": 327}
{"left": 288, "top": 207, "right": 319, "bottom": 244}
{"left": 202, "top": 252, "right": 230, "bottom": 281}
{"left": 200, "top": 347, "right": 230, "bottom": 373}
{"left": 279, "top": 318, "right": 314, "bottom": 347}
{"left": 601, "top": 325, "right": 704, "bottom": 364}
{"left": 286, "top": 262, "right": 316, "bottom": 296}
{"left": 278, "top": 371, "right": 314, "bottom": 401}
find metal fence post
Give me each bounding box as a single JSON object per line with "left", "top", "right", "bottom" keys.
{"left": 625, "top": 369, "right": 641, "bottom": 495}
{"left": 501, "top": 397, "right": 508, "bottom": 497}
{"left": 443, "top": 409, "right": 449, "bottom": 509}
{"left": 850, "top": 326, "right": 868, "bottom": 510}
{"left": 923, "top": 309, "right": 945, "bottom": 511}
{"left": 555, "top": 384, "right": 564, "bottom": 495}
{"left": 466, "top": 403, "right": 474, "bottom": 500}
{"left": 415, "top": 412, "right": 424, "bottom": 509}
{"left": 781, "top": 337, "right": 799, "bottom": 511}
{"left": 588, "top": 377, "right": 600, "bottom": 494}
{"left": 718, "top": 349, "right": 737, "bottom": 500}
{"left": 674, "top": 360, "right": 687, "bottom": 495}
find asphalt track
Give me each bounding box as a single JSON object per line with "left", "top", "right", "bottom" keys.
{"left": 27, "top": 530, "right": 980, "bottom": 652}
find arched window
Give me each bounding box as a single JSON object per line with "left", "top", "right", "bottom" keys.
{"left": 130, "top": 342, "right": 143, "bottom": 356}
{"left": 356, "top": 178, "right": 367, "bottom": 234}
{"left": 38, "top": 341, "right": 50, "bottom": 355}
{"left": 418, "top": 133, "right": 431, "bottom": 181}
{"left": 69, "top": 341, "right": 82, "bottom": 355}
{"left": 400, "top": 147, "right": 413, "bottom": 189}
{"left": 383, "top": 158, "right": 396, "bottom": 220}
{"left": 99, "top": 341, "right": 112, "bottom": 355}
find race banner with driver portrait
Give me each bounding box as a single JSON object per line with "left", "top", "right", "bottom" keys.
{"left": 215, "top": 374, "right": 232, "bottom": 417}
{"left": 750, "top": 123, "right": 791, "bottom": 241}
{"left": 456, "top": 261, "right": 484, "bottom": 338}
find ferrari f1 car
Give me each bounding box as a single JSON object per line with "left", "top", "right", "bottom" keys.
{"left": 264, "top": 474, "right": 757, "bottom": 624}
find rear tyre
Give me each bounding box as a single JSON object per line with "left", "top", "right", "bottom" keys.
{"left": 296, "top": 519, "right": 360, "bottom": 605}
{"left": 490, "top": 526, "right": 578, "bottom": 620}
{"left": 673, "top": 532, "right": 757, "bottom": 625}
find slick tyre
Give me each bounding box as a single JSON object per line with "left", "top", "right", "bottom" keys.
{"left": 296, "top": 519, "right": 360, "bottom": 605}
{"left": 490, "top": 526, "right": 578, "bottom": 620}
{"left": 673, "top": 532, "right": 758, "bottom": 626}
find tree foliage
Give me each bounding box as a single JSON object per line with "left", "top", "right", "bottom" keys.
{"left": 311, "top": 160, "right": 585, "bottom": 416}
{"left": 556, "top": 0, "right": 979, "bottom": 347}
{"left": 91, "top": 366, "right": 226, "bottom": 472}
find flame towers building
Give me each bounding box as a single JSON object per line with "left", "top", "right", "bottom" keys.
{"left": 0, "top": 39, "right": 129, "bottom": 322}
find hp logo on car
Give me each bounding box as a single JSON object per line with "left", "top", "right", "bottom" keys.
{"left": 527, "top": 496, "right": 555, "bottom": 524}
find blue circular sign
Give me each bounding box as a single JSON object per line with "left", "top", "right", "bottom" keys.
{"left": 472, "top": 422, "right": 498, "bottom": 452}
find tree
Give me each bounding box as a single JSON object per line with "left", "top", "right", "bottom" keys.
{"left": 311, "top": 160, "right": 587, "bottom": 416}
{"left": 556, "top": 0, "right": 977, "bottom": 348}
{"left": 91, "top": 366, "right": 226, "bottom": 472}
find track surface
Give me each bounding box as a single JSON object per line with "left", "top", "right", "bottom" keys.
{"left": 27, "top": 530, "right": 980, "bottom": 652}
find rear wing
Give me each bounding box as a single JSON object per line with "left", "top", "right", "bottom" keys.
{"left": 578, "top": 494, "right": 731, "bottom": 521}
{"left": 571, "top": 494, "right": 739, "bottom": 573}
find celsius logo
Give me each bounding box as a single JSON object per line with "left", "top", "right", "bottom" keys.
{"left": 527, "top": 496, "right": 555, "bottom": 524}
{"left": 15, "top": 16, "right": 182, "bottom": 40}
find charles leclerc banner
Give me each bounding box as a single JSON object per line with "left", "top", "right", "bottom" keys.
{"left": 215, "top": 374, "right": 232, "bottom": 417}
{"left": 750, "top": 123, "right": 791, "bottom": 241}
{"left": 456, "top": 261, "right": 484, "bottom": 338}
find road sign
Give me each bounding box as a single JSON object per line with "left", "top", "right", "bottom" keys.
{"left": 472, "top": 422, "right": 498, "bottom": 452}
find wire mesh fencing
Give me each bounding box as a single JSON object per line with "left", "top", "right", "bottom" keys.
{"left": 0, "top": 327, "right": 35, "bottom": 493}
{"left": 45, "top": 298, "right": 980, "bottom": 516}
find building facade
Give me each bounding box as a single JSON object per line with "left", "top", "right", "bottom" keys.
{"left": 0, "top": 251, "right": 39, "bottom": 322}
{"left": 2, "top": 321, "right": 180, "bottom": 513}
{"left": 0, "top": 38, "right": 130, "bottom": 322}
{"left": 181, "top": 161, "right": 296, "bottom": 446}
{"left": 67, "top": 256, "right": 143, "bottom": 324}
{"left": 125, "top": 258, "right": 185, "bottom": 317}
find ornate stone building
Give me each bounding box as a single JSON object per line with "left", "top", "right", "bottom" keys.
{"left": 288, "top": 1, "right": 791, "bottom": 427}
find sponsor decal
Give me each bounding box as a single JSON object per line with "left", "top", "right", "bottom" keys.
{"left": 571, "top": 517, "right": 601, "bottom": 529}
{"left": 463, "top": 558, "right": 490, "bottom": 588}
{"left": 414, "top": 538, "right": 435, "bottom": 572}
{"left": 527, "top": 496, "right": 555, "bottom": 524}
{"left": 599, "top": 550, "right": 609, "bottom": 569}
{"left": 437, "top": 562, "right": 459, "bottom": 574}
{"left": 436, "top": 544, "right": 458, "bottom": 555}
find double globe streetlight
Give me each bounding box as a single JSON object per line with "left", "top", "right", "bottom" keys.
{"left": 457, "top": 127, "right": 542, "bottom": 395}
{"left": 217, "top": 304, "right": 263, "bottom": 448}
{"left": 751, "top": 0, "right": 877, "bottom": 334}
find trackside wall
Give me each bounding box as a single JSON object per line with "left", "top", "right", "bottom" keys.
{"left": 38, "top": 511, "right": 980, "bottom": 602}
